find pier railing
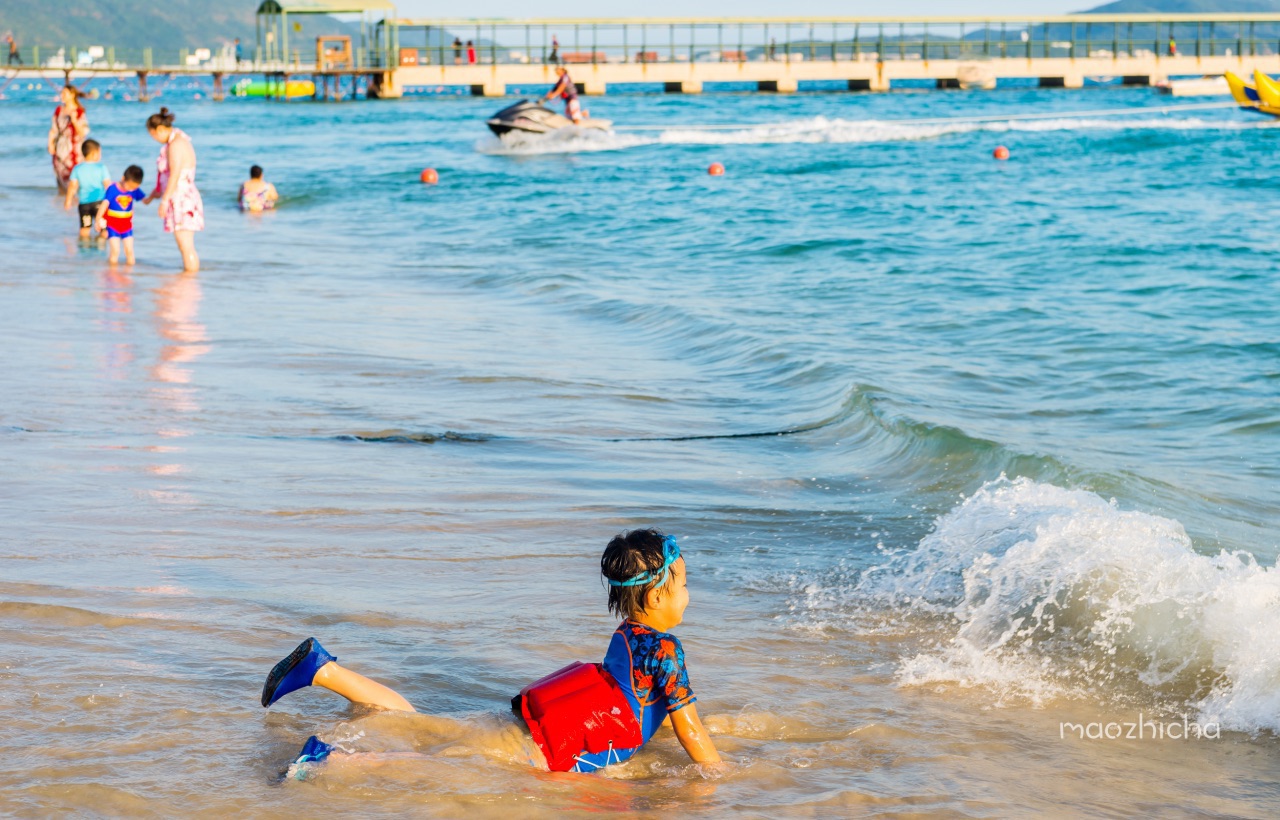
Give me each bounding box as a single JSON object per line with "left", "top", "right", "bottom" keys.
{"left": 9, "top": 13, "right": 1280, "bottom": 91}
{"left": 4, "top": 44, "right": 389, "bottom": 73}
{"left": 12, "top": 14, "right": 1280, "bottom": 75}
{"left": 389, "top": 14, "right": 1280, "bottom": 66}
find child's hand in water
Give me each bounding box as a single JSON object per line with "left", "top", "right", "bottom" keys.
{"left": 670, "top": 703, "right": 722, "bottom": 765}
{"left": 695, "top": 759, "right": 734, "bottom": 780}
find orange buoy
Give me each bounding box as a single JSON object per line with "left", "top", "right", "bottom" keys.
{"left": 708, "top": 162, "right": 725, "bottom": 176}
{"left": 420, "top": 168, "right": 439, "bottom": 184}
{"left": 993, "top": 146, "right": 1010, "bottom": 161}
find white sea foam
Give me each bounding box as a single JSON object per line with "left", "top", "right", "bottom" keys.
{"left": 478, "top": 114, "right": 1265, "bottom": 155}
{"left": 474, "top": 127, "right": 650, "bottom": 155}
{"left": 855, "top": 477, "right": 1280, "bottom": 733}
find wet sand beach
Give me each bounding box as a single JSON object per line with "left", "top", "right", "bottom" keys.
{"left": 1, "top": 89, "right": 1279, "bottom": 816}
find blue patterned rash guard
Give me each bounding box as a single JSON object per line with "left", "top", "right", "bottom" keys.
{"left": 571, "top": 619, "right": 697, "bottom": 772}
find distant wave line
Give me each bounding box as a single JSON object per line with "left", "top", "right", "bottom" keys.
{"left": 615, "top": 100, "right": 1243, "bottom": 131}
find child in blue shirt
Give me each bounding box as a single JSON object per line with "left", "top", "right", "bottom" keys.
{"left": 260, "top": 528, "right": 722, "bottom": 775}
{"left": 64, "top": 139, "right": 111, "bottom": 240}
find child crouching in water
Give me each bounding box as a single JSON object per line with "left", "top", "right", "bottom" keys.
{"left": 97, "top": 165, "right": 146, "bottom": 265}
{"left": 261, "top": 529, "right": 722, "bottom": 774}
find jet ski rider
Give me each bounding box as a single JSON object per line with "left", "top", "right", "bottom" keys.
{"left": 542, "top": 66, "right": 583, "bottom": 125}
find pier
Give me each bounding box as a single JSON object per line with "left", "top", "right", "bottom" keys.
{"left": 385, "top": 14, "right": 1280, "bottom": 97}
{"left": 6, "top": 10, "right": 1280, "bottom": 101}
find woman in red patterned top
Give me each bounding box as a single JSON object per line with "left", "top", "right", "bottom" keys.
{"left": 47, "top": 86, "right": 89, "bottom": 194}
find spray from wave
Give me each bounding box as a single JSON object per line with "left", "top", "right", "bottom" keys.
{"left": 803, "top": 477, "right": 1280, "bottom": 733}
{"left": 477, "top": 114, "right": 1265, "bottom": 155}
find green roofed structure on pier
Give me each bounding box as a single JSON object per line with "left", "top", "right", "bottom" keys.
{"left": 256, "top": 0, "right": 398, "bottom": 69}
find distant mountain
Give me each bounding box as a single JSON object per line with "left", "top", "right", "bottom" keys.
{"left": 0, "top": 0, "right": 354, "bottom": 55}
{"left": 1081, "top": 1, "right": 1280, "bottom": 11}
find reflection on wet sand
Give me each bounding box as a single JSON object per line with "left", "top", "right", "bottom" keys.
{"left": 145, "top": 272, "right": 209, "bottom": 504}
{"left": 150, "top": 272, "right": 209, "bottom": 411}
{"left": 96, "top": 268, "right": 133, "bottom": 379}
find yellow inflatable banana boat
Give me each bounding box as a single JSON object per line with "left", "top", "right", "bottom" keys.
{"left": 1224, "top": 69, "right": 1280, "bottom": 116}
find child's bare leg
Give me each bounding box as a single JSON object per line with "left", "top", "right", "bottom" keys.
{"left": 122, "top": 236, "right": 135, "bottom": 265}
{"left": 312, "top": 662, "right": 416, "bottom": 712}
{"left": 107, "top": 237, "right": 120, "bottom": 264}
{"left": 262, "top": 637, "right": 414, "bottom": 712}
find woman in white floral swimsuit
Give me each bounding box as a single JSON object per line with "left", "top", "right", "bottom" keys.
{"left": 143, "top": 107, "right": 203, "bottom": 273}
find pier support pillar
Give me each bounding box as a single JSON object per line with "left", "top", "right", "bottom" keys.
{"left": 936, "top": 77, "right": 960, "bottom": 89}
{"left": 212, "top": 72, "right": 224, "bottom": 101}
{"left": 663, "top": 80, "right": 702, "bottom": 93}
{"left": 470, "top": 82, "right": 506, "bottom": 97}
{"left": 1042, "top": 72, "right": 1085, "bottom": 89}
{"left": 137, "top": 71, "right": 149, "bottom": 102}
{"left": 848, "top": 77, "right": 890, "bottom": 92}
{"left": 759, "top": 78, "right": 798, "bottom": 92}
{"left": 369, "top": 71, "right": 403, "bottom": 99}
{"left": 583, "top": 79, "right": 607, "bottom": 95}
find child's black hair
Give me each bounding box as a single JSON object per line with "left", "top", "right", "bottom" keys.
{"left": 601, "top": 528, "right": 672, "bottom": 618}
{"left": 81, "top": 138, "right": 100, "bottom": 156}
{"left": 250, "top": 165, "right": 263, "bottom": 179}
{"left": 122, "top": 165, "right": 144, "bottom": 184}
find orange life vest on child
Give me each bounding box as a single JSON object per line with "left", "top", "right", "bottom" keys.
{"left": 512, "top": 661, "right": 643, "bottom": 772}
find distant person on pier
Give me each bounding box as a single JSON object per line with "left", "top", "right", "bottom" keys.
{"left": 6, "top": 34, "right": 21, "bottom": 66}
{"left": 549, "top": 34, "right": 559, "bottom": 65}
{"left": 238, "top": 165, "right": 278, "bottom": 213}
{"left": 143, "top": 107, "right": 203, "bottom": 273}
{"left": 1168, "top": 37, "right": 1177, "bottom": 57}
{"left": 234, "top": 37, "right": 243, "bottom": 67}
{"left": 453, "top": 37, "right": 462, "bottom": 65}
{"left": 542, "top": 66, "right": 582, "bottom": 125}
{"left": 466, "top": 39, "right": 476, "bottom": 64}
{"left": 48, "top": 85, "right": 88, "bottom": 194}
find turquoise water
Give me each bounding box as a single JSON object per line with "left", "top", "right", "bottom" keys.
{"left": 1, "top": 87, "right": 1279, "bottom": 815}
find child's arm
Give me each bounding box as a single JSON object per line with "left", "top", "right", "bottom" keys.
{"left": 670, "top": 704, "right": 721, "bottom": 764}
{"left": 64, "top": 179, "right": 78, "bottom": 210}
{"left": 95, "top": 199, "right": 108, "bottom": 231}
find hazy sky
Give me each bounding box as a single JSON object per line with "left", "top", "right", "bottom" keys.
{"left": 394, "top": 1, "right": 1089, "bottom": 18}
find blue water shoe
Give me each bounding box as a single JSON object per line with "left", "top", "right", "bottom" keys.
{"left": 294, "top": 735, "right": 334, "bottom": 765}
{"left": 261, "top": 637, "right": 337, "bottom": 707}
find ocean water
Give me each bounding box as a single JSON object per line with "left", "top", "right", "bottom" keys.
{"left": 1, "top": 84, "right": 1279, "bottom": 816}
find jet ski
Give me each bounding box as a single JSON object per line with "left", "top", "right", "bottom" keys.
{"left": 486, "top": 99, "right": 612, "bottom": 138}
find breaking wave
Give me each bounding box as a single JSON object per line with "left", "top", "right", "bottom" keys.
{"left": 851, "top": 477, "right": 1280, "bottom": 734}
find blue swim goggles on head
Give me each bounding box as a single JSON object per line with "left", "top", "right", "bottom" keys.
{"left": 607, "top": 535, "right": 681, "bottom": 588}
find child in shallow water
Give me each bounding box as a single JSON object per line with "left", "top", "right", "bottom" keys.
{"left": 238, "top": 164, "right": 278, "bottom": 213}
{"left": 64, "top": 139, "right": 111, "bottom": 240}
{"left": 261, "top": 528, "right": 722, "bottom": 774}
{"left": 96, "top": 165, "right": 146, "bottom": 266}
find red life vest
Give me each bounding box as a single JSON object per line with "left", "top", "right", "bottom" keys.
{"left": 512, "top": 661, "right": 643, "bottom": 772}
